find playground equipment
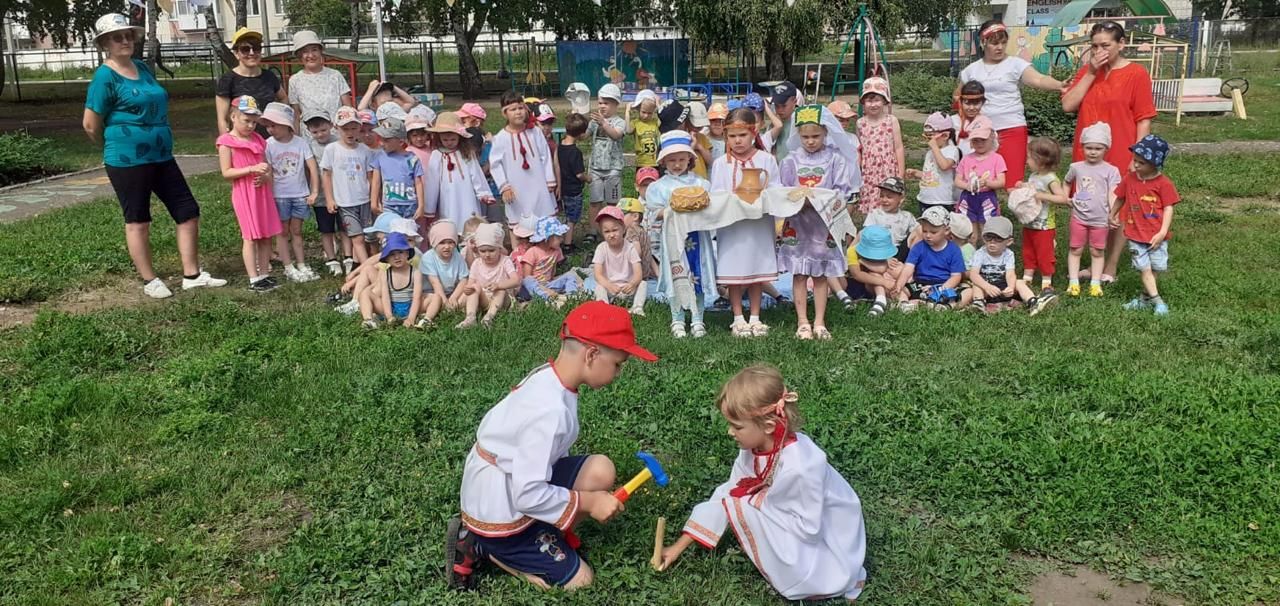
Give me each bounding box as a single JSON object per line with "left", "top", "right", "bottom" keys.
{"left": 829, "top": 4, "right": 889, "bottom": 102}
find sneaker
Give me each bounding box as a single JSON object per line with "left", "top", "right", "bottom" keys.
{"left": 361, "top": 319, "right": 379, "bottom": 330}
{"left": 1153, "top": 302, "right": 1170, "bottom": 316}
{"left": 445, "top": 515, "right": 481, "bottom": 591}
{"left": 710, "top": 296, "right": 731, "bottom": 312}
{"left": 970, "top": 299, "right": 985, "bottom": 312}
{"left": 143, "top": 278, "right": 173, "bottom": 299}
{"left": 841, "top": 296, "right": 856, "bottom": 312}
{"left": 334, "top": 299, "right": 361, "bottom": 315}
{"left": 1066, "top": 284, "right": 1081, "bottom": 297}
{"left": 249, "top": 277, "right": 279, "bottom": 293}
{"left": 296, "top": 264, "right": 320, "bottom": 282}
{"left": 342, "top": 257, "right": 355, "bottom": 275}
{"left": 284, "top": 266, "right": 306, "bottom": 283}
{"left": 414, "top": 317, "right": 434, "bottom": 330}
{"left": 629, "top": 307, "right": 646, "bottom": 317}
{"left": 325, "top": 259, "right": 343, "bottom": 276}
{"left": 1029, "top": 293, "right": 1056, "bottom": 316}
{"left": 748, "top": 320, "right": 769, "bottom": 337}
{"left": 898, "top": 300, "right": 918, "bottom": 314}
{"left": 1088, "top": 284, "right": 1104, "bottom": 297}
{"left": 690, "top": 322, "right": 707, "bottom": 338}
{"left": 869, "top": 300, "right": 887, "bottom": 317}
{"left": 1123, "top": 297, "right": 1151, "bottom": 311}
{"left": 670, "top": 322, "right": 687, "bottom": 338}
{"left": 181, "top": 271, "right": 227, "bottom": 290}
{"left": 730, "top": 319, "right": 752, "bottom": 337}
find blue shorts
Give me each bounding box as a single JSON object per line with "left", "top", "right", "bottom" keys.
{"left": 1128, "top": 240, "right": 1169, "bottom": 272}
{"left": 474, "top": 455, "right": 589, "bottom": 587}
{"left": 385, "top": 203, "right": 417, "bottom": 220}
{"left": 562, "top": 193, "right": 584, "bottom": 224}
{"left": 275, "top": 196, "right": 310, "bottom": 221}
{"left": 957, "top": 191, "right": 999, "bottom": 224}
{"left": 391, "top": 300, "right": 412, "bottom": 319}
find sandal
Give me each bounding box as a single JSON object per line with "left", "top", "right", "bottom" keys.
{"left": 730, "top": 320, "right": 752, "bottom": 338}
{"left": 671, "top": 322, "right": 687, "bottom": 338}
{"left": 456, "top": 317, "right": 477, "bottom": 329}
{"left": 813, "top": 326, "right": 832, "bottom": 340}
{"left": 749, "top": 320, "right": 770, "bottom": 337}
{"left": 795, "top": 324, "right": 813, "bottom": 340}
{"left": 414, "top": 317, "right": 434, "bottom": 330}
{"left": 1100, "top": 273, "right": 1116, "bottom": 284}
{"left": 690, "top": 322, "right": 707, "bottom": 338}
{"left": 868, "top": 300, "right": 886, "bottom": 317}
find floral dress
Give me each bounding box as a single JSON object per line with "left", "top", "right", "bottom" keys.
{"left": 856, "top": 116, "right": 898, "bottom": 213}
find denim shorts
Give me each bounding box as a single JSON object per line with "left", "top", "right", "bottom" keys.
{"left": 385, "top": 203, "right": 417, "bottom": 220}
{"left": 562, "top": 193, "right": 584, "bottom": 224}
{"left": 1128, "top": 240, "right": 1169, "bottom": 272}
{"left": 275, "top": 197, "right": 310, "bottom": 221}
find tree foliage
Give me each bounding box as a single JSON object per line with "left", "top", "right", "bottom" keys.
{"left": 0, "top": 0, "right": 120, "bottom": 47}
{"left": 283, "top": 0, "right": 367, "bottom": 39}
{"left": 1192, "top": 0, "right": 1280, "bottom": 19}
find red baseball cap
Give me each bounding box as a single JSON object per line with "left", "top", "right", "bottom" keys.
{"left": 560, "top": 301, "right": 658, "bottom": 362}
{"left": 635, "top": 167, "right": 660, "bottom": 185}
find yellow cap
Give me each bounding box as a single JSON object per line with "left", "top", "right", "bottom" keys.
{"left": 230, "top": 27, "right": 262, "bottom": 47}
{"left": 618, "top": 198, "right": 645, "bottom": 214}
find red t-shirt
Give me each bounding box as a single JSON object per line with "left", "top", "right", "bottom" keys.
{"left": 1068, "top": 63, "right": 1157, "bottom": 176}
{"left": 1117, "top": 172, "right": 1179, "bottom": 243}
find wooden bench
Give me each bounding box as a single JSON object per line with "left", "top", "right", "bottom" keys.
{"left": 1152, "top": 77, "right": 1236, "bottom": 125}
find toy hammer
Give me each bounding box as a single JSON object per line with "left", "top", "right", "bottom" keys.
{"left": 613, "top": 452, "right": 669, "bottom": 503}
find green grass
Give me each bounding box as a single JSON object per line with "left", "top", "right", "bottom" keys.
{"left": 1, "top": 154, "right": 1280, "bottom": 604}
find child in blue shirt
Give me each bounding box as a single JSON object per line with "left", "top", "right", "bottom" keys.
{"left": 893, "top": 207, "right": 966, "bottom": 311}
{"left": 370, "top": 118, "right": 425, "bottom": 219}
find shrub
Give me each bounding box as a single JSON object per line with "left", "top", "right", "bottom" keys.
{"left": 888, "top": 66, "right": 1079, "bottom": 144}
{"left": 0, "top": 131, "right": 68, "bottom": 186}
{"left": 889, "top": 67, "right": 956, "bottom": 115}
{"left": 1023, "top": 67, "right": 1079, "bottom": 145}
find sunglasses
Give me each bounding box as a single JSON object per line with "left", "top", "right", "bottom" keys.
{"left": 106, "top": 32, "right": 135, "bottom": 44}
{"left": 982, "top": 234, "right": 1007, "bottom": 242}
{"left": 235, "top": 44, "right": 262, "bottom": 54}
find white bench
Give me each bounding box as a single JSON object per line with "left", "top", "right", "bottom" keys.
{"left": 1152, "top": 77, "right": 1235, "bottom": 125}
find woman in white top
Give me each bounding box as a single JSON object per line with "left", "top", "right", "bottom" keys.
{"left": 955, "top": 19, "right": 1066, "bottom": 184}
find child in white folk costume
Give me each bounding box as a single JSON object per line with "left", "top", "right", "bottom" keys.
{"left": 424, "top": 112, "right": 495, "bottom": 227}
{"left": 647, "top": 131, "right": 717, "bottom": 338}
{"left": 778, "top": 104, "right": 856, "bottom": 340}
{"left": 710, "top": 108, "right": 782, "bottom": 338}
{"left": 658, "top": 364, "right": 868, "bottom": 602}
{"left": 447, "top": 301, "right": 657, "bottom": 591}
{"left": 490, "top": 90, "right": 557, "bottom": 224}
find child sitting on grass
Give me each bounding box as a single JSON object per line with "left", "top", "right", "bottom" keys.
{"left": 959, "top": 216, "right": 1051, "bottom": 315}
{"left": 464, "top": 223, "right": 521, "bottom": 327}
{"left": 1116, "top": 135, "right": 1179, "bottom": 316}
{"left": 863, "top": 177, "right": 916, "bottom": 261}
{"left": 658, "top": 364, "right": 867, "bottom": 602}
{"left": 591, "top": 207, "right": 646, "bottom": 315}
{"left": 618, "top": 197, "right": 658, "bottom": 281}
{"left": 420, "top": 220, "right": 472, "bottom": 328}
{"left": 893, "top": 207, "right": 966, "bottom": 311}
{"left": 359, "top": 232, "right": 422, "bottom": 329}
{"left": 521, "top": 217, "right": 583, "bottom": 308}
{"left": 333, "top": 214, "right": 419, "bottom": 315}
{"left": 846, "top": 225, "right": 904, "bottom": 317}
{"left": 447, "top": 301, "right": 656, "bottom": 592}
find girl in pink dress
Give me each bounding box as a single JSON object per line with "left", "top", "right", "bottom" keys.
{"left": 218, "top": 95, "right": 283, "bottom": 291}
{"left": 855, "top": 77, "right": 905, "bottom": 214}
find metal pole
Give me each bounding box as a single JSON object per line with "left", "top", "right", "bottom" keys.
{"left": 374, "top": 0, "right": 387, "bottom": 81}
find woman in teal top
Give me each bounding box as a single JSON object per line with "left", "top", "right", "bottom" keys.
{"left": 82, "top": 13, "right": 225, "bottom": 299}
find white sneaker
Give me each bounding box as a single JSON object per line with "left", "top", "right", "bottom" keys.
{"left": 297, "top": 264, "right": 320, "bottom": 282}
{"left": 670, "top": 322, "right": 687, "bottom": 338}
{"left": 690, "top": 322, "right": 707, "bottom": 338}
{"left": 284, "top": 266, "right": 303, "bottom": 283}
{"left": 342, "top": 258, "right": 355, "bottom": 275}
{"left": 143, "top": 278, "right": 173, "bottom": 299}
{"left": 181, "top": 271, "right": 227, "bottom": 290}
{"left": 325, "top": 260, "right": 343, "bottom": 276}
{"left": 334, "top": 299, "right": 361, "bottom": 316}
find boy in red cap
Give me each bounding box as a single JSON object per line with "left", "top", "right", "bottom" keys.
{"left": 447, "top": 301, "right": 657, "bottom": 591}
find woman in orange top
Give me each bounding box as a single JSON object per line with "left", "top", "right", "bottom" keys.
{"left": 1062, "top": 19, "right": 1156, "bottom": 282}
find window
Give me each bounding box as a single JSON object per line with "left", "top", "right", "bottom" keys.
{"left": 246, "top": 0, "right": 260, "bottom": 17}
{"left": 172, "top": 0, "right": 191, "bottom": 16}
{"left": 274, "top": 0, "right": 285, "bottom": 15}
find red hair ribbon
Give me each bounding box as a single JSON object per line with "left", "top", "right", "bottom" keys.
{"left": 729, "top": 391, "right": 799, "bottom": 498}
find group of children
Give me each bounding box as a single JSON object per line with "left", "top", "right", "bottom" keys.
{"left": 216, "top": 71, "right": 1179, "bottom": 328}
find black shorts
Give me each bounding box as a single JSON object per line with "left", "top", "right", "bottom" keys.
{"left": 313, "top": 205, "right": 338, "bottom": 234}
{"left": 105, "top": 159, "right": 201, "bottom": 225}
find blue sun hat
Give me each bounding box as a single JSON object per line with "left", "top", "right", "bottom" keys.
{"left": 363, "top": 211, "right": 400, "bottom": 236}
{"left": 530, "top": 216, "right": 569, "bottom": 243}
{"left": 742, "top": 93, "right": 765, "bottom": 112}
{"left": 1129, "top": 134, "right": 1170, "bottom": 169}
{"left": 380, "top": 232, "right": 415, "bottom": 261}
{"left": 855, "top": 225, "right": 897, "bottom": 261}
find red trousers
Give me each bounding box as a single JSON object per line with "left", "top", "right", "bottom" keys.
{"left": 997, "top": 126, "right": 1028, "bottom": 185}
{"left": 1022, "top": 227, "right": 1057, "bottom": 277}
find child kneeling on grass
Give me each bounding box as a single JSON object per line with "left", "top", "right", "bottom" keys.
{"left": 592, "top": 207, "right": 646, "bottom": 315}
{"left": 960, "top": 216, "right": 1051, "bottom": 315}
{"left": 359, "top": 232, "right": 422, "bottom": 329}
{"left": 893, "top": 207, "right": 966, "bottom": 311}
{"left": 658, "top": 364, "right": 868, "bottom": 602}
{"left": 447, "top": 301, "right": 657, "bottom": 591}
{"left": 1116, "top": 135, "right": 1179, "bottom": 316}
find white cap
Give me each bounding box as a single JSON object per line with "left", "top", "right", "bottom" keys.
{"left": 292, "top": 30, "right": 324, "bottom": 53}
{"left": 687, "top": 101, "right": 710, "bottom": 128}
{"left": 631, "top": 89, "right": 658, "bottom": 109}
{"left": 598, "top": 83, "right": 622, "bottom": 103}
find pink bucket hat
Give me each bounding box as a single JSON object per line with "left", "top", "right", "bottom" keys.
{"left": 924, "top": 111, "right": 953, "bottom": 133}
{"left": 457, "top": 103, "right": 487, "bottom": 120}
{"left": 967, "top": 115, "right": 995, "bottom": 140}
{"left": 827, "top": 99, "right": 857, "bottom": 119}
{"left": 428, "top": 220, "right": 458, "bottom": 248}
{"left": 860, "top": 77, "right": 891, "bottom": 104}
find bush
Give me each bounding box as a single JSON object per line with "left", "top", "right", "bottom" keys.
{"left": 1023, "top": 67, "right": 1078, "bottom": 145}
{"left": 889, "top": 67, "right": 956, "bottom": 115}
{"left": 0, "top": 131, "right": 68, "bottom": 186}
{"left": 889, "top": 66, "right": 1079, "bottom": 145}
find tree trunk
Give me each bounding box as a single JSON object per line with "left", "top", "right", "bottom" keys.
{"left": 765, "top": 41, "right": 787, "bottom": 81}
{"left": 145, "top": 0, "right": 159, "bottom": 71}
{"left": 453, "top": 4, "right": 487, "bottom": 99}
{"left": 348, "top": 0, "right": 361, "bottom": 52}
{"left": 206, "top": 6, "right": 238, "bottom": 68}
{"left": 234, "top": 0, "right": 248, "bottom": 29}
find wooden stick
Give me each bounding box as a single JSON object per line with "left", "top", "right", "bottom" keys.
{"left": 651, "top": 516, "right": 666, "bottom": 570}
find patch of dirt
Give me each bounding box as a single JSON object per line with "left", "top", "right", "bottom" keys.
{"left": 1171, "top": 140, "right": 1280, "bottom": 155}
{"left": 1215, "top": 197, "right": 1280, "bottom": 214}
{"left": 0, "top": 276, "right": 154, "bottom": 330}
{"left": 238, "top": 492, "right": 314, "bottom": 554}
{"left": 1028, "top": 564, "right": 1184, "bottom": 606}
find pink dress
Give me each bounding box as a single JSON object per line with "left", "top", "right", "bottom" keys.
{"left": 217, "top": 132, "right": 281, "bottom": 240}
{"left": 856, "top": 115, "right": 899, "bottom": 213}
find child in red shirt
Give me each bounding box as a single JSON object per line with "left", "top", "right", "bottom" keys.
{"left": 1113, "top": 135, "right": 1178, "bottom": 316}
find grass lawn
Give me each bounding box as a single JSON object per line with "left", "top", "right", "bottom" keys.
{"left": 2, "top": 144, "right": 1280, "bottom": 604}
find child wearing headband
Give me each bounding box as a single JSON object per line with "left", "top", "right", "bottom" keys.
{"left": 657, "top": 364, "right": 868, "bottom": 602}
{"left": 490, "top": 90, "right": 557, "bottom": 223}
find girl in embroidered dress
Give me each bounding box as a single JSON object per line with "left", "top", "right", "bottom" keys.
{"left": 490, "top": 90, "right": 557, "bottom": 224}
{"left": 855, "top": 76, "right": 905, "bottom": 214}
{"left": 648, "top": 131, "right": 716, "bottom": 339}
{"left": 218, "top": 95, "right": 283, "bottom": 291}
{"left": 658, "top": 364, "right": 868, "bottom": 602}
{"left": 425, "top": 112, "right": 495, "bottom": 227}
{"left": 778, "top": 105, "right": 856, "bottom": 341}
{"left": 710, "top": 108, "right": 781, "bottom": 338}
